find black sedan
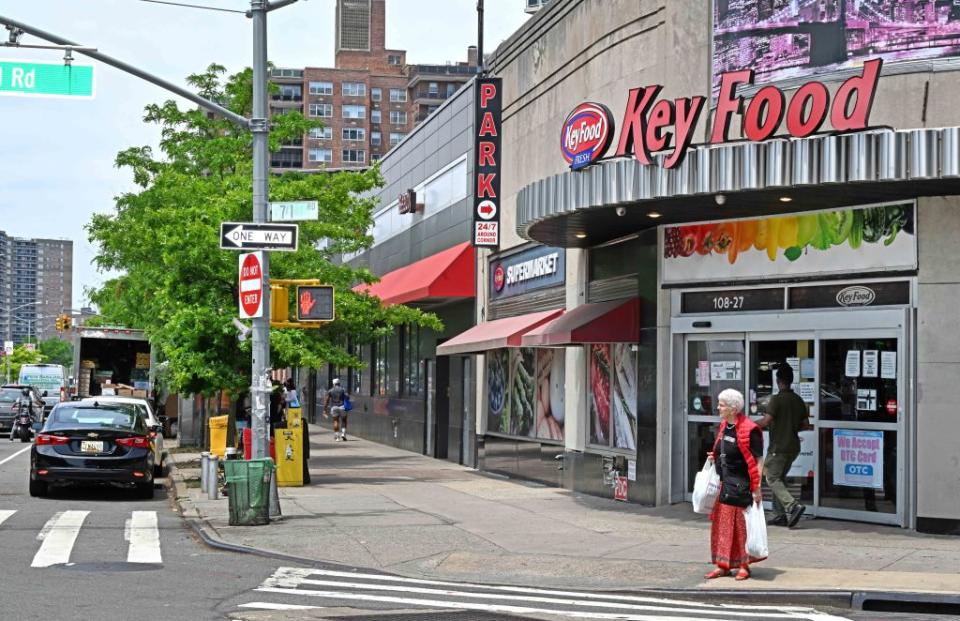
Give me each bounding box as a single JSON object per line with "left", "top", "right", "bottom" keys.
{"left": 29, "top": 402, "right": 156, "bottom": 499}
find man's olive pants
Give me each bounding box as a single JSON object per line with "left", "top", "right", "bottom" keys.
{"left": 763, "top": 451, "right": 799, "bottom": 517}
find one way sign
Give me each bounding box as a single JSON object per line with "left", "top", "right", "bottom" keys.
{"left": 220, "top": 222, "right": 299, "bottom": 252}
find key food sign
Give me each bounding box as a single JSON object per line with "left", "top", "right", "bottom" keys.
{"left": 473, "top": 78, "right": 502, "bottom": 248}
{"left": 561, "top": 58, "right": 883, "bottom": 170}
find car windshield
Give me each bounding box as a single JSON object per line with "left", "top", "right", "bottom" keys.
{"left": 45, "top": 406, "right": 138, "bottom": 431}
{"left": 0, "top": 388, "right": 21, "bottom": 403}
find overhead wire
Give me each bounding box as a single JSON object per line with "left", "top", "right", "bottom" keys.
{"left": 137, "top": 0, "right": 247, "bottom": 14}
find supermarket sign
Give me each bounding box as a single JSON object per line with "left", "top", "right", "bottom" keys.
{"left": 562, "top": 58, "right": 883, "bottom": 170}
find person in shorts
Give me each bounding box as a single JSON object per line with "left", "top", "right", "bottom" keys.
{"left": 324, "top": 378, "right": 348, "bottom": 441}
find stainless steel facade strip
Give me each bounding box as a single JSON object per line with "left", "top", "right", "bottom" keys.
{"left": 516, "top": 127, "right": 960, "bottom": 241}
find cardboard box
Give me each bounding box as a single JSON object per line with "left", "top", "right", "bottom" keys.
{"left": 131, "top": 389, "right": 148, "bottom": 399}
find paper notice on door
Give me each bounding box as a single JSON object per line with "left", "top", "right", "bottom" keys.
{"left": 627, "top": 459, "right": 637, "bottom": 482}
{"left": 797, "top": 381, "right": 817, "bottom": 403}
{"left": 862, "top": 350, "right": 879, "bottom": 378}
{"left": 845, "top": 350, "right": 861, "bottom": 377}
{"left": 800, "top": 357, "right": 816, "bottom": 380}
{"left": 697, "top": 361, "right": 710, "bottom": 387}
{"left": 786, "top": 357, "right": 801, "bottom": 378}
{"left": 881, "top": 351, "right": 897, "bottom": 379}
{"left": 711, "top": 360, "right": 742, "bottom": 381}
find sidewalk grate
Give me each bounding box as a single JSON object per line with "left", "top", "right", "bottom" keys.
{"left": 855, "top": 592, "right": 960, "bottom": 615}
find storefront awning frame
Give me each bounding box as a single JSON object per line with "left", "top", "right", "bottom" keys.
{"left": 521, "top": 298, "right": 640, "bottom": 347}
{"left": 517, "top": 127, "right": 960, "bottom": 248}
{"left": 435, "top": 309, "right": 562, "bottom": 356}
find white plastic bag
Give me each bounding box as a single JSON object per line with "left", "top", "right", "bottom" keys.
{"left": 744, "top": 502, "right": 769, "bottom": 558}
{"left": 692, "top": 459, "right": 720, "bottom": 514}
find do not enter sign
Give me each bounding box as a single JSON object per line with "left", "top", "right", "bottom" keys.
{"left": 239, "top": 251, "right": 264, "bottom": 318}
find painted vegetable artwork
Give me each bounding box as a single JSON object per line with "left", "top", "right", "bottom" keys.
{"left": 487, "top": 349, "right": 510, "bottom": 433}
{"left": 612, "top": 344, "right": 638, "bottom": 451}
{"left": 590, "top": 344, "right": 611, "bottom": 444}
{"left": 509, "top": 348, "right": 537, "bottom": 437}
{"left": 663, "top": 204, "right": 914, "bottom": 263}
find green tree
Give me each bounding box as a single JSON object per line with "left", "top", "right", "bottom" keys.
{"left": 87, "top": 65, "right": 439, "bottom": 396}
{"left": 4, "top": 345, "right": 43, "bottom": 383}
{"left": 38, "top": 338, "right": 74, "bottom": 368}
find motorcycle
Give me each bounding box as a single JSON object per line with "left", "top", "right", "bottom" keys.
{"left": 9, "top": 391, "right": 36, "bottom": 443}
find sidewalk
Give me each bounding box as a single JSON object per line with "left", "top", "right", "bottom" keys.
{"left": 170, "top": 427, "right": 960, "bottom": 597}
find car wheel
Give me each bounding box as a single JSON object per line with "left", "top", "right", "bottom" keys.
{"left": 136, "top": 482, "right": 155, "bottom": 500}
{"left": 19, "top": 427, "right": 30, "bottom": 443}
{"left": 29, "top": 478, "right": 47, "bottom": 498}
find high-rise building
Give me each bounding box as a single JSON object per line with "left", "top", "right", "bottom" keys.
{"left": 269, "top": 0, "right": 478, "bottom": 171}
{"left": 0, "top": 232, "right": 72, "bottom": 344}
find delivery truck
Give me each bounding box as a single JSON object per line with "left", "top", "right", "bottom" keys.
{"left": 72, "top": 327, "right": 152, "bottom": 400}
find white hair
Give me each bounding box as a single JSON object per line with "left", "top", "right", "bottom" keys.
{"left": 717, "top": 388, "right": 744, "bottom": 413}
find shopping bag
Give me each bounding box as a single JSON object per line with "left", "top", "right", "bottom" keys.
{"left": 744, "top": 502, "right": 769, "bottom": 558}
{"left": 692, "top": 459, "right": 721, "bottom": 514}
{"left": 343, "top": 397, "right": 353, "bottom": 412}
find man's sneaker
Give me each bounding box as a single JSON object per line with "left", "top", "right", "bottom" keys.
{"left": 334, "top": 435, "right": 342, "bottom": 442}
{"left": 340, "top": 434, "right": 347, "bottom": 442}
{"left": 767, "top": 514, "right": 788, "bottom": 527}
{"left": 787, "top": 503, "right": 806, "bottom": 528}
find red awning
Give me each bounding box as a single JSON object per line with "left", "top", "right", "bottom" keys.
{"left": 521, "top": 298, "right": 640, "bottom": 347}
{"left": 436, "top": 309, "right": 563, "bottom": 356}
{"left": 354, "top": 242, "right": 474, "bottom": 306}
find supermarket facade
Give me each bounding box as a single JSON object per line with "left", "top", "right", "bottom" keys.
{"left": 340, "top": 0, "right": 960, "bottom": 534}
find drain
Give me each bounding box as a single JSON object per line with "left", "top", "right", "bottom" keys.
{"left": 854, "top": 592, "right": 960, "bottom": 615}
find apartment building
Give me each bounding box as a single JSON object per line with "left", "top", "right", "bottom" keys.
{"left": 0, "top": 231, "right": 72, "bottom": 344}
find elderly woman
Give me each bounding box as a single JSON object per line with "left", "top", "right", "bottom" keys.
{"left": 705, "top": 388, "right": 765, "bottom": 581}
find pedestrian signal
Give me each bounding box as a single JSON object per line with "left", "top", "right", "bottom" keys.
{"left": 296, "top": 286, "right": 334, "bottom": 321}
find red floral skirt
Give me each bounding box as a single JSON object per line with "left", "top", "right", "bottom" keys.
{"left": 710, "top": 502, "right": 766, "bottom": 569}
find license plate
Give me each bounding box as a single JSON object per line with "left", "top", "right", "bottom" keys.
{"left": 80, "top": 441, "right": 103, "bottom": 453}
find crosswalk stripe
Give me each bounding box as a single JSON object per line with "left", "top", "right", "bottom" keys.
{"left": 238, "top": 602, "right": 323, "bottom": 611}
{"left": 126, "top": 511, "right": 161, "bottom": 564}
{"left": 32, "top": 510, "right": 89, "bottom": 568}
{"left": 0, "top": 510, "right": 15, "bottom": 527}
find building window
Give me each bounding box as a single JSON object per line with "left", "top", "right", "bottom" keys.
{"left": 273, "top": 84, "right": 302, "bottom": 101}
{"left": 389, "top": 110, "right": 407, "bottom": 125}
{"left": 388, "top": 54, "right": 402, "bottom": 66}
{"left": 403, "top": 325, "right": 421, "bottom": 397}
{"left": 389, "top": 132, "right": 406, "bottom": 147}
{"left": 309, "top": 126, "right": 333, "bottom": 140}
{"left": 374, "top": 335, "right": 389, "bottom": 396}
{"left": 309, "top": 81, "right": 333, "bottom": 95}
{"left": 371, "top": 153, "right": 382, "bottom": 162}
{"left": 308, "top": 148, "right": 332, "bottom": 163}
{"left": 342, "top": 104, "right": 366, "bottom": 119}
{"left": 370, "top": 131, "right": 382, "bottom": 147}
{"left": 389, "top": 88, "right": 407, "bottom": 102}
{"left": 342, "top": 149, "right": 366, "bottom": 163}
{"left": 371, "top": 87, "right": 382, "bottom": 102}
{"left": 272, "top": 68, "right": 303, "bottom": 78}
{"left": 309, "top": 103, "right": 333, "bottom": 117}
{"left": 447, "top": 83, "right": 457, "bottom": 97}
{"left": 342, "top": 127, "right": 366, "bottom": 141}
{"left": 371, "top": 109, "right": 382, "bottom": 124}
{"left": 428, "top": 82, "right": 439, "bottom": 96}
{"left": 342, "top": 81, "right": 367, "bottom": 97}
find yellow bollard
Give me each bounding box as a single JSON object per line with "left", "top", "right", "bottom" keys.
{"left": 274, "top": 407, "right": 303, "bottom": 487}
{"left": 208, "top": 415, "right": 229, "bottom": 459}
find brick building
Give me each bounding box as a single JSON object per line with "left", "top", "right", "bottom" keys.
{"left": 269, "top": 0, "right": 478, "bottom": 171}
{"left": 0, "top": 232, "right": 72, "bottom": 344}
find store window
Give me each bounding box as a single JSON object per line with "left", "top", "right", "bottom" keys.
{"left": 588, "top": 344, "right": 638, "bottom": 450}
{"left": 486, "top": 348, "right": 565, "bottom": 442}
{"left": 374, "top": 335, "right": 389, "bottom": 396}
{"left": 402, "top": 325, "right": 421, "bottom": 397}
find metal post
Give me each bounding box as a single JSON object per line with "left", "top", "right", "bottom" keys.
{"left": 207, "top": 454, "right": 219, "bottom": 500}
{"left": 200, "top": 451, "right": 210, "bottom": 494}
{"left": 477, "top": 0, "right": 485, "bottom": 75}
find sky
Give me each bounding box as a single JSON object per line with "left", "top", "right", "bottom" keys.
{"left": 0, "top": 0, "right": 530, "bottom": 310}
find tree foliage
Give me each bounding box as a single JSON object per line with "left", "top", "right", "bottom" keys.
{"left": 3, "top": 345, "right": 43, "bottom": 382}
{"left": 38, "top": 338, "right": 74, "bottom": 368}
{"left": 87, "top": 65, "right": 440, "bottom": 396}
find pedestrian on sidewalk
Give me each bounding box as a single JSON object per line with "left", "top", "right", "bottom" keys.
{"left": 324, "top": 378, "right": 348, "bottom": 442}
{"left": 705, "top": 388, "right": 765, "bottom": 581}
{"left": 757, "top": 364, "right": 811, "bottom": 528}
{"left": 283, "top": 378, "right": 301, "bottom": 411}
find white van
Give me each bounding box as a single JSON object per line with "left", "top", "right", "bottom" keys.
{"left": 17, "top": 364, "right": 67, "bottom": 413}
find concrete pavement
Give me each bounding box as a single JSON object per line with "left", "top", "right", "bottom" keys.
{"left": 170, "top": 427, "right": 960, "bottom": 598}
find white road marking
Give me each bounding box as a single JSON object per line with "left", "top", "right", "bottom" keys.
{"left": 125, "top": 511, "right": 162, "bottom": 564}
{"left": 0, "top": 445, "right": 32, "bottom": 467}
{"left": 0, "top": 510, "right": 15, "bottom": 526}
{"left": 238, "top": 602, "right": 323, "bottom": 611}
{"left": 32, "top": 510, "right": 89, "bottom": 568}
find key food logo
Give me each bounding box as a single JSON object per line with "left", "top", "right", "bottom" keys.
{"left": 836, "top": 286, "right": 876, "bottom": 307}
{"left": 560, "top": 102, "right": 615, "bottom": 170}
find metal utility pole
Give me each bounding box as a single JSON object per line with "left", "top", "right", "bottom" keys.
{"left": 477, "top": 0, "right": 485, "bottom": 74}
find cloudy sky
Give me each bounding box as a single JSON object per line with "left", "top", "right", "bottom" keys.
{"left": 0, "top": 0, "right": 529, "bottom": 309}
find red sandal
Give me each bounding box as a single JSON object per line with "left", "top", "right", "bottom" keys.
{"left": 734, "top": 567, "right": 751, "bottom": 581}
{"left": 704, "top": 568, "right": 730, "bottom": 579}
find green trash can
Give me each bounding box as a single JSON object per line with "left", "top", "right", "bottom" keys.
{"left": 224, "top": 458, "right": 274, "bottom": 526}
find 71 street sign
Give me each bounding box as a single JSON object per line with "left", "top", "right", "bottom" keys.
{"left": 0, "top": 60, "right": 95, "bottom": 99}
{"left": 220, "top": 222, "right": 299, "bottom": 252}
{"left": 270, "top": 200, "right": 318, "bottom": 222}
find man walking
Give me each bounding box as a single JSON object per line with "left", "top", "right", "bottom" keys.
{"left": 324, "top": 378, "right": 348, "bottom": 442}
{"left": 758, "top": 364, "right": 810, "bottom": 528}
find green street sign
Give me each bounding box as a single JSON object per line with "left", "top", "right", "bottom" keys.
{"left": 270, "top": 200, "right": 319, "bottom": 222}
{"left": 0, "top": 60, "right": 95, "bottom": 99}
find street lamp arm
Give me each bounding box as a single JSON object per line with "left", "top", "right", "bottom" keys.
{"left": 0, "top": 14, "right": 250, "bottom": 128}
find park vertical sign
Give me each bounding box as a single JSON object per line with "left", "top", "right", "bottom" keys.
{"left": 473, "top": 77, "right": 502, "bottom": 248}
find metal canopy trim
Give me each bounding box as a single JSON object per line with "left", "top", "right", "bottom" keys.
{"left": 435, "top": 309, "right": 562, "bottom": 356}
{"left": 517, "top": 127, "right": 960, "bottom": 248}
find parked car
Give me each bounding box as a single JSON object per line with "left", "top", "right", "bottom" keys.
{"left": 18, "top": 363, "right": 68, "bottom": 414}
{"left": 79, "top": 396, "right": 167, "bottom": 476}
{"left": 29, "top": 402, "right": 156, "bottom": 499}
{"left": 0, "top": 385, "right": 46, "bottom": 433}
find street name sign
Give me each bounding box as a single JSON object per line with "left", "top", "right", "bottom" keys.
{"left": 0, "top": 60, "right": 95, "bottom": 99}
{"left": 270, "top": 201, "right": 318, "bottom": 222}
{"left": 220, "top": 222, "right": 299, "bottom": 251}
{"left": 239, "top": 252, "right": 264, "bottom": 319}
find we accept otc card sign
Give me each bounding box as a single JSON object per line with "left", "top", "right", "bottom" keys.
{"left": 833, "top": 429, "right": 884, "bottom": 489}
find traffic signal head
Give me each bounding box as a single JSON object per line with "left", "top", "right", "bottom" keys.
{"left": 296, "top": 286, "right": 335, "bottom": 321}
{"left": 63, "top": 315, "right": 72, "bottom": 330}
{"left": 270, "top": 285, "right": 289, "bottom": 323}
{"left": 55, "top": 316, "right": 64, "bottom": 331}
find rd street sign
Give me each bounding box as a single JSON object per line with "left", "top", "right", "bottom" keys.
{"left": 239, "top": 252, "right": 264, "bottom": 319}
{"left": 270, "top": 200, "right": 318, "bottom": 222}
{"left": 0, "top": 60, "right": 95, "bottom": 99}
{"left": 220, "top": 222, "right": 299, "bottom": 251}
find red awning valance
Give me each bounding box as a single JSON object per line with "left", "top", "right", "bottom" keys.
{"left": 521, "top": 298, "right": 640, "bottom": 347}
{"left": 354, "top": 242, "right": 474, "bottom": 306}
{"left": 435, "top": 309, "right": 562, "bottom": 356}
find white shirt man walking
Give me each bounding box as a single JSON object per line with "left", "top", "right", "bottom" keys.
{"left": 324, "top": 378, "right": 348, "bottom": 441}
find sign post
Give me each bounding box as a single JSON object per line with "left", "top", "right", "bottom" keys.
{"left": 0, "top": 60, "right": 94, "bottom": 98}
{"left": 239, "top": 252, "right": 264, "bottom": 319}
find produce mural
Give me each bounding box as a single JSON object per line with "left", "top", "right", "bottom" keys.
{"left": 487, "top": 349, "right": 510, "bottom": 433}
{"left": 589, "top": 344, "right": 639, "bottom": 449}
{"left": 663, "top": 203, "right": 915, "bottom": 284}
{"left": 487, "top": 347, "right": 565, "bottom": 441}
{"left": 535, "top": 348, "right": 565, "bottom": 441}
